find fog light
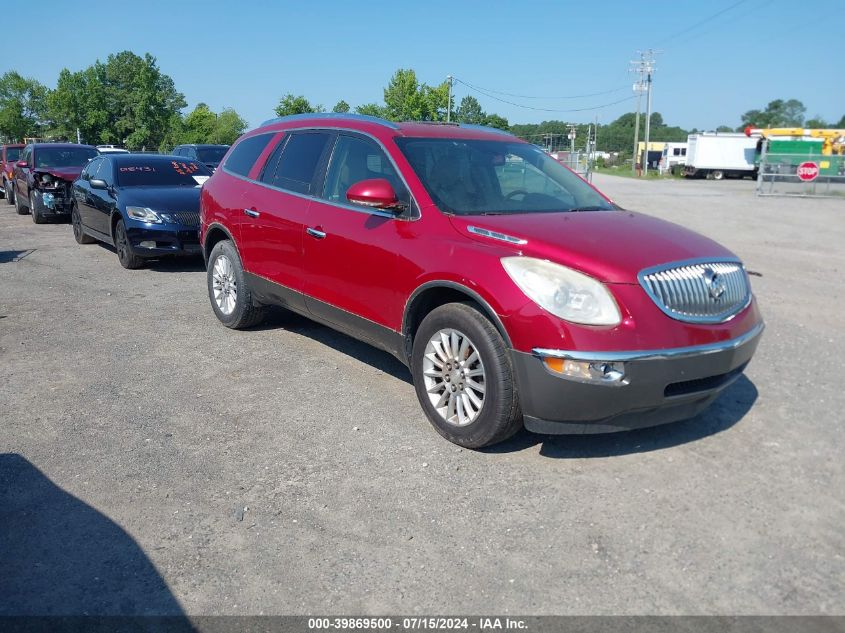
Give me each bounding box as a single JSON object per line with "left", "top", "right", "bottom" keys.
{"left": 542, "top": 357, "right": 625, "bottom": 383}
{"left": 139, "top": 240, "right": 156, "bottom": 249}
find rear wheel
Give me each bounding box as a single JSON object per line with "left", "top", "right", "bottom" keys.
{"left": 30, "top": 192, "right": 45, "bottom": 224}
{"left": 207, "top": 239, "right": 266, "bottom": 329}
{"left": 411, "top": 302, "right": 522, "bottom": 448}
{"left": 1, "top": 179, "right": 10, "bottom": 204}
{"left": 711, "top": 169, "right": 724, "bottom": 181}
{"left": 114, "top": 219, "right": 144, "bottom": 269}
{"left": 71, "top": 203, "right": 95, "bottom": 244}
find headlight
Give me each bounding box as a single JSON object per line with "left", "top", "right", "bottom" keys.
{"left": 126, "top": 206, "right": 163, "bottom": 224}
{"left": 502, "top": 256, "right": 621, "bottom": 326}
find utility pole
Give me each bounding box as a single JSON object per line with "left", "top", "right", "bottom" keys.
{"left": 630, "top": 53, "right": 647, "bottom": 174}
{"left": 446, "top": 75, "right": 453, "bottom": 123}
{"left": 642, "top": 50, "right": 657, "bottom": 176}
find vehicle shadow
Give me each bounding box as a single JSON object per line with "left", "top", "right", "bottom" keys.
{"left": 0, "top": 453, "right": 193, "bottom": 624}
{"left": 254, "top": 310, "right": 758, "bottom": 457}
{"left": 486, "top": 374, "right": 759, "bottom": 458}
{"left": 93, "top": 242, "right": 205, "bottom": 273}
{"left": 257, "top": 308, "right": 413, "bottom": 384}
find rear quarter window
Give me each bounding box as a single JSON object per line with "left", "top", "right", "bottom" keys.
{"left": 224, "top": 134, "right": 274, "bottom": 177}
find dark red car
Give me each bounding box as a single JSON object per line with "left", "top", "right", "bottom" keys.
{"left": 1, "top": 143, "right": 24, "bottom": 205}
{"left": 13, "top": 143, "right": 98, "bottom": 223}
{"left": 200, "top": 114, "right": 763, "bottom": 448}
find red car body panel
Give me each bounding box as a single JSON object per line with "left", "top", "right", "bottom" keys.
{"left": 1, "top": 144, "right": 24, "bottom": 183}
{"left": 201, "top": 115, "right": 763, "bottom": 439}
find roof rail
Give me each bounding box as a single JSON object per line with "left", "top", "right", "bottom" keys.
{"left": 401, "top": 120, "right": 459, "bottom": 126}
{"left": 458, "top": 124, "right": 514, "bottom": 137}
{"left": 259, "top": 112, "right": 400, "bottom": 130}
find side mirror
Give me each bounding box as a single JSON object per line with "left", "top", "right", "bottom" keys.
{"left": 346, "top": 178, "right": 402, "bottom": 211}
{"left": 16, "top": 160, "right": 28, "bottom": 168}
{"left": 90, "top": 178, "right": 108, "bottom": 190}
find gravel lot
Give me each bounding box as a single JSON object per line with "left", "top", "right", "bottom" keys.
{"left": 1, "top": 176, "right": 842, "bottom": 616}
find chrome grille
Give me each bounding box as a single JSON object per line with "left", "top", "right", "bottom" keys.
{"left": 639, "top": 259, "right": 751, "bottom": 323}
{"left": 164, "top": 211, "right": 200, "bottom": 226}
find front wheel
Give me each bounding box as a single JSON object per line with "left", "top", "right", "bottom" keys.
{"left": 207, "top": 239, "right": 266, "bottom": 329}
{"left": 2, "top": 179, "right": 11, "bottom": 204}
{"left": 711, "top": 170, "right": 724, "bottom": 181}
{"left": 411, "top": 302, "right": 522, "bottom": 448}
{"left": 114, "top": 218, "right": 144, "bottom": 269}
{"left": 30, "top": 192, "right": 45, "bottom": 224}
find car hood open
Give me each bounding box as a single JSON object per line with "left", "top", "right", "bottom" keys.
{"left": 449, "top": 210, "right": 738, "bottom": 284}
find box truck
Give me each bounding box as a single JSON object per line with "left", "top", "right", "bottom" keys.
{"left": 683, "top": 133, "right": 758, "bottom": 180}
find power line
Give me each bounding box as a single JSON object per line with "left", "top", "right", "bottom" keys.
{"left": 453, "top": 78, "right": 637, "bottom": 113}
{"left": 653, "top": 0, "right": 752, "bottom": 47}
{"left": 451, "top": 79, "right": 629, "bottom": 100}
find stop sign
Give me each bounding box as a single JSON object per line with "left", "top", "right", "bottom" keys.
{"left": 797, "top": 161, "right": 820, "bottom": 182}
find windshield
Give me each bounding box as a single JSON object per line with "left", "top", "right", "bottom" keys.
{"left": 35, "top": 147, "right": 98, "bottom": 168}
{"left": 196, "top": 147, "right": 228, "bottom": 163}
{"left": 6, "top": 147, "right": 21, "bottom": 162}
{"left": 116, "top": 159, "right": 212, "bottom": 187}
{"left": 395, "top": 138, "right": 614, "bottom": 215}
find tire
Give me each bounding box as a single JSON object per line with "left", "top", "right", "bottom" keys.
{"left": 114, "top": 218, "right": 144, "bottom": 269}
{"left": 30, "top": 192, "right": 46, "bottom": 224}
{"left": 15, "top": 187, "right": 28, "bottom": 214}
{"left": 711, "top": 170, "right": 724, "bottom": 181}
{"left": 411, "top": 302, "right": 522, "bottom": 448}
{"left": 71, "top": 203, "right": 95, "bottom": 244}
{"left": 207, "top": 239, "right": 266, "bottom": 329}
{"left": 3, "top": 180, "right": 13, "bottom": 206}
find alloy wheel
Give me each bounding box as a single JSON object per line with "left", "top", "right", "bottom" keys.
{"left": 422, "top": 328, "right": 486, "bottom": 426}
{"left": 212, "top": 254, "right": 237, "bottom": 316}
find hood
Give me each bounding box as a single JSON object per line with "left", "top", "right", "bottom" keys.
{"left": 33, "top": 166, "right": 83, "bottom": 182}
{"left": 118, "top": 186, "right": 201, "bottom": 211}
{"left": 449, "top": 210, "right": 737, "bottom": 284}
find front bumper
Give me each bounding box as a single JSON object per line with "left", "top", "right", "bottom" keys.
{"left": 32, "top": 189, "right": 72, "bottom": 215}
{"left": 511, "top": 322, "right": 764, "bottom": 434}
{"left": 125, "top": 224, "right": 201, "bottom": 258}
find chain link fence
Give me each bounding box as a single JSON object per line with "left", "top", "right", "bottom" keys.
{"left": 756, "top": 150, "right": 845, "bottom": 198}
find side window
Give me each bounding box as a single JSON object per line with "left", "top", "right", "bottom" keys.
{"left": 98, "top": 160, "right": 114, "bottom": 186}
{"left": 323, "top": 135, "right": 408, "bottom": 206}
{"left": 172, "top": 148, "right": 183, "bottom": 156}
{"left": 257, "top": 135, "right": 288, "bottom": 185}
{"left": 82, "top": 158, "right": 102, "bottom": 181}
{"left": 272, "top": 132, "right": 331, "bottom": 195}
{"left": 224, "top": 134, "right": 274, "bottom": 177}
{"left": 22, "top": 147, "right": 32, "bottom": 165}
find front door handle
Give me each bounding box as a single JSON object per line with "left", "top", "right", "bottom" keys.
{"left": 306, "top": 227, "right": 327, "bottom": 239}
{"left": 243, "top": 208, "right": 260, "bottom": 218}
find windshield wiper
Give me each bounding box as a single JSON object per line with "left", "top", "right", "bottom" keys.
{"left": 567, "top": 205, "right": 610, "bottom": 212}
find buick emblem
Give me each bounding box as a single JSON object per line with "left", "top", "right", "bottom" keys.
{"left": 703, "top": 267, "right": 726, "bottom": 300}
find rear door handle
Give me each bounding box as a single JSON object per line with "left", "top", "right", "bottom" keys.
{"left": 243, "top": 208, "right": 260, "bottom": 218}
{"left": 306, "top": 227, "right": 326, "bottom": 239}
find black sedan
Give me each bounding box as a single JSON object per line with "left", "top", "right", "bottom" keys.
{"left": 71, "top": 154, "right": 212, "bottom": 269}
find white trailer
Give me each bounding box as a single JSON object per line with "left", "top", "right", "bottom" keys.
{"left": 683, "top": 133, "right": 758, "bottom": 180}
{"left": 659, "top": 142, "right": 687, "bottom": 175}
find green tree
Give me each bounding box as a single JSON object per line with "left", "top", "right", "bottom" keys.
{"left": 740, "top": 98, "right": 806, "bottom": 128}
{"left": 456, "top": 95, "right": 485, "bottom": 124}
{"left": 804, "top": 116, "right": 828, "bottom": 129}
{"left": 182, "top": 103, "right": 217, "bottom": 144}
{"left": 484, "top": 113, "right": 510, "bottom": 130}
{"left": 332, "top": 100, "right": 350, "bottom": 113}
{"left": 0, "top": 71, "right": 49, "bottom": 141}
{"left": 214, "top": 108, "right": 247, "bottom": 144}
{"left": 715, "top": 125, "right": 734, "bottom": 132}
{"left": 274, "top": 94, "right": 322, "bottom": 117}
{"left": 383, "top": 69, "right": 427, "bottom": 121}
{"left": 355, "top": 103, "right": 387, "bottom": 118}
{"left": 48, "top": 51, "right": 185, "bottom": 149}
{"left": 836, "top": 114, "right": 845, "bottom": 128}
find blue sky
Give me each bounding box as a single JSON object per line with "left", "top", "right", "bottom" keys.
{"left": 6, "top": 0, "right": 841, "bottom": 131}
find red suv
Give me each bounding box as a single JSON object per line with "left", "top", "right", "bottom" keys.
{"left": 200, "top": 114, "right": 763, "bottom": 448}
